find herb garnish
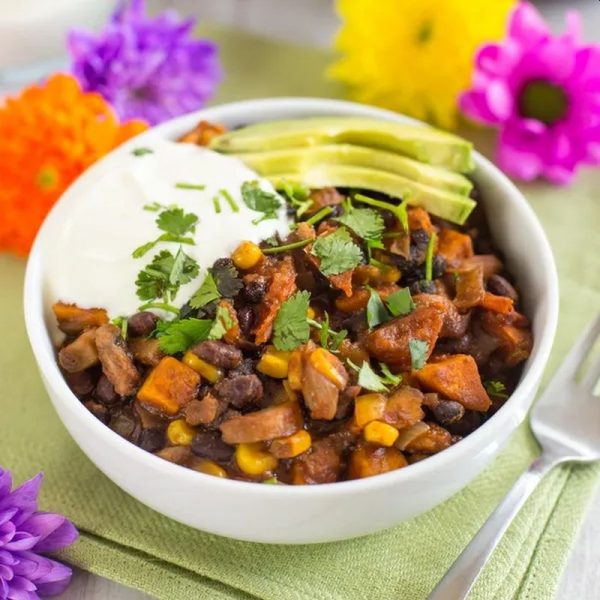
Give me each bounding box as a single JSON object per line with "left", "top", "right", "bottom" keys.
{"left": 348, "top": 360, "right": 402, "bottom": 392}
{"left": 111, "top": 315, "right": 128, "bottom": 339}
{"left": 175, "top": 182, "right": 206, "bottom": 191}
{"left": 211, "top": 262, "right": 243, "bottom": 297}
{"left": 386, "top": 288, "right": 415, "bottom": 317}
{"left": 311, "top": 228, "right": 362, "bottom": 276}
{"left": 189, "top": 272, "right": 220, "bottom": 309}
{"left": 273, "top": 290, "right": 311, "bottom": 351}
{"left": 308, "top": 313, "right": 348, "bottom": 352}
{"left": 219, "top": 189, "right": 239, "bottom": 213}
{"left": 281, "top": 181, "right": 313, "bottom": 217}
{"left": 304, "top": 206, "right": 333, "bottom": 227}
{"left": 485, "top": 380, "right": 508, "bottom": 399}
{"left": 241, "top": 180, "right": 282, "bottom": 224}
{"left": 336, "top": 207, "right": 385, "bottom": 242}
{"left": 366, "top": 287, "right": 390, "bottom": 328}
{"left": 408, "top": 339, "right": 429, "bottom": 370}
{"left": 354, "top": 193, "right": 408, "bottom": 232}
{"left": 262, "top": 238, "right": 312, "bottom": 255}
{"left": 208, "top": 305, "right": 234, "bottom": 340}
{"left": 425, "top": 231, "right": 437, "bottom": 282}
{"left": 213, "top": 196, "right": 222, "bottom": 214}
{"left": 132, "top": 147, "right": 153, "bottom": 156}
{"left": 155, "top": 318, "right": 212, "bottom": 354}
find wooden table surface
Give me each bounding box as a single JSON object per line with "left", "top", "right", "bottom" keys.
{"left": 57, "top": 0, "right": 599, "bottom": 598}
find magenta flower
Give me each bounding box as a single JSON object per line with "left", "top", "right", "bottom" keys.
{"left": 68, "top": 0, "right": 221, "bottom": 125}
{"left": 460, "top": 1, "right": 600, "bottom": 184}
{"left": 0, "top": 468, "right": 78, "bottom": 599}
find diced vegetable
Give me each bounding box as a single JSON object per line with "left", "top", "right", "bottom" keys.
{"left": 235, "top": 442, "right": 278, "bottom": 476}
{"left": 291, "top": 439, "right": 341, "bottom": 484}
{"left": 137, "top": 356, "right": 201, "bottom": 415}
{"left": 166, "top": 419, "right": 196, "bottom": 446}
{"left": 52, "top": 302, "right": 108, "bottom": 335}
{"left": 415, "top": 354, "right": 491, "bottom": 411}
{"left": 437, "top": 229, "right": 474, "bottom": 268}
{"left": 257, "top": 346, "right": 291, "bottom": 378}
{"left": 58, "top": 329, "right": 98, "bottom": 373}
{"left": 270, "top": 430, "right": 312, "bottom": 458}
{"left": 363, "top": 421, "right": 399, "bottom": 447}
{"left": 454, "top": 267, "right": 485, "bottom": 310}
{"left": 382, "top": 386, "right": 425, "bottom": 429}
{"left": 348, "top": 444, "right": 408, "bottom": 479}
{"left": 354, "top": 393, "right": 387, "bottom": 428}
{"left": 95, "top": 324, "right": 140, "bottom": 397}
{"left": 404, "top": 422, "right": 452, "bottom": 454}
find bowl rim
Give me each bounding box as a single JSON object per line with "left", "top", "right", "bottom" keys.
{"left": 24, "top": 97, "right": 559, "bottom": 499}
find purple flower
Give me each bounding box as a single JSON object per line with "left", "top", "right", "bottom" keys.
{"left": 68, "top": 0, "right": 222, "bottom": 125}
{"left": 0, "top": 468, "right": 78, "bottom": 599}
{"left": 459, "top": 1, "right": 600, "bottom": 184}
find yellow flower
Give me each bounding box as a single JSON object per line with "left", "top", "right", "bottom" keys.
{"left": 330, "top": 0, "right": 515, "bottom": 129}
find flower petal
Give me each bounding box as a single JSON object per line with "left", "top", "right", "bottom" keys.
{"left": 497, "top": 128, "right": 543, "bottom": 181}
{"left": 0, "top": 469, "right": 12, "bottom": 499}
{"left": 35, "top": 559, "right": 73, "bottom": 597}
{"left": 24, "top": 514, "right": 78, "bottom": 553}
{"left": 508, "top": 2, "right": 549, "bottom": 47}
{"left": 0, "top": 474, "right": 42, "bottom": 524}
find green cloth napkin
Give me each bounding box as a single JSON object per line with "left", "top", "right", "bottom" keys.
{"left": 1, "top": 26, "right": 599, "bottom": 600}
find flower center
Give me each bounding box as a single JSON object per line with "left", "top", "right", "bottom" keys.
{"left": 518, "top": 80, "right": 568, "bottom": 125}
{"left": 417, "top": 21, "right": 433, "bottom": 44}
{"left": 36, "top": 166, "right": 58, "bottom": 191}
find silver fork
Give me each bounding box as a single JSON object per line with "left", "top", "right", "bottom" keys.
{"left": 428, "top": 315, "right": 600, "bottom": 600}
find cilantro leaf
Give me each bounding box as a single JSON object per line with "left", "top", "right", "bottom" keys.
{"left": 366, "top": 287, "right": 390, "bottom": 328}
{"left": 311, "top": 228, "right": 363, "bottom": 276}
{"left": 336, "top": 207, "right": 384, "bottom": 241}
{"left": 273, "top": 290, "right": 311, "bottom": 351}
{"left": 211, "top": 262, "right": 243, "bottom": 297}
{"left": 169, "top": 247, "right": 198, "bottom": 286}
{"left": 281, "top": 180, "right": 313, "bottom": 217}
{"left": 132, "top": 232, "right": 195, "bottom": 259}
{"left": 310, "top": 312, "right": 348, "bottom": 352}
{"left": 408, "top": 339, "right": 429, "bottom": 370}
{"left": 348, "top": 360, "right": 401, "bottom": 393}
{"left": 189, "top": 272, "right": 221, "bottom": 309}
{"left": 241, "top": 180, "right": 282, "bottom": 223}
{"left": 155, "top": 318, "right": 212, "bottom": 354}
{"left": 386, "top": 288, "right": 415, "bottom": 317}
{"left": 380, "top": 363, "right": 402, "bottom": 387}
{"left": 485, "top": 380, "right": 508, "bottom": 399}
{"left": 156, "top": 207, "right": 198, "bottom": 237}
{"left": 208, "top": 305, "right": 234, "bottom": 340}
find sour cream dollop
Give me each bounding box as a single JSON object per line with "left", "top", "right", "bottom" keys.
{"left": 45, "top": 139, "right": 290, "bottom": 317}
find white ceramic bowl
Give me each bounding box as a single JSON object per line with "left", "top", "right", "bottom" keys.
{"left": 24, "top": 98, "right": 558, "bottom": 544}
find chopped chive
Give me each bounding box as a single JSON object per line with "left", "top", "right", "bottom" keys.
{"left": 137, "top": 302, "right": 180, "bottom": 315}
{"left": 220, "top": 188, "right": 239, "bottom": 213}
{"left": 262, "top": 238, "right": 312, "bottom": 255}
{"left": 176, "top": 182, "right": 206, "bottom": 191}
{"left": 132, "top": 147, "right": 153, "bottom": 156}
{"left": 381, "top": 231, "right": 404, "bottom": 239}
{"left": 143, "top": 202, "right": 163, "bottom": 212}
{"left": 213, "top": 196, "right": 222, "bottom": 214}
{"left": 425, "top": 231, "right": 437, "bottom": 282}
{"left": 304, "top": 206, "right": 334, "bottom": 226}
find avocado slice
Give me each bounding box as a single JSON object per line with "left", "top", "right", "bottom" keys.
{"left": 210, "top": 117, "right": 474, "bottom": 173}
{"left": 270, "top": 165, "right": 476, "bottom": 225}
{"left": 236, "top": 144, "right": 473, "bottom": 195}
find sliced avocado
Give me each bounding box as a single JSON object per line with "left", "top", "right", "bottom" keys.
{"left": 210, "top": 117, "right": 474, "bottom": 173}
{"left": 270, "top": 165, "right": 476, "bottom": 225}
{"left": 236, "top": 144, "right": 472, "bottom": 195}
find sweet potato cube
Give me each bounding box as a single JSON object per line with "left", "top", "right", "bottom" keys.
{"left": 437, "top": 229, "right": 474, "bottom": 268}
{"left": 137, "top": 357, "right": 200, "bottom": 416}
{"left": 404, "top": 422, "right": 452, "bottom": 454}
{"left": 382, "top": 386, "right": 425, "bottom": 429}
{"left": 454, "top": 267, "right": 484, "bottom": 310}
{"left": 415, "top": 354, "right": 491, "bottom": 411}
{"left": 348, "top": 444, "right": 408, "bottom": 479}
{"left": 52, "top": 302, "right": 108, "bottom": 335}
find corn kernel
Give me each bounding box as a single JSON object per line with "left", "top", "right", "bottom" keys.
{"left": 257, "top": 346, "right": 291, "bottom": 378}
{"left": 309, "top": 347, "right": 346, "bottom": 388}
{"left": 354, "top": 394, "right": 387, "bottom": 428}
{"left": 235, "top": 442, "right": 278, "bottom": 476}
{"left": 381, "top": 266, "right": 401, "bottom": 284}
{"left": 307, "top": 306, "right": 316, "bottom": 319}
{"left": 192, "top": 459, "right": 227, "bottom": 478}
{"left": 270, "top": 430, "right": 312, "bottom": 458}
{"left": 363, "top": 421, "right": 399, "bottom": 447}
{"left": 167, "top": 419, "right": 196, "bottom": 446}
{"left": 287, "top": 351, "right": 303, "bottom": 390}
{"left": 232, "top": 241, "right": 263, "bottom": 270}
{"left": 183, "top": 351, "right": 223, "bottom": 383}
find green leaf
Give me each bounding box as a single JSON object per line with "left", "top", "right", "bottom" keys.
{"left": 281, "top": 180, "right": 313, "bottom": 217}
{"left": 156, "top": 318, "right": 212, "bottom": 354}
{"left": 366, "top": 287, "right": 390, "bottom": 328}
{"left": 380, "top": 363, "right": 402, "bottom": 387}
{"left": 132, "top": 233, "right": 195, "bottom": 259}
{"left": 336, "top": 207, "right": 385, "bottom": 241}
{"left": 485, "top": 380, "right": 508, "bottom": 399}
{"left": 409, "top": 339, "right": 429, "bottom": 370}
{"left": 111, "top": 315, "right": 128, "bottom": 340}
{"left": 189, "top": 272, "right": 221, "bottom": 309}
{"left": 273, "top": 290, "right": 311, "bottom": 351}
{"left": 356, "top": 361, "right": 389, "bottom": 392}
{"left": 170, "top": 247, "right": 199, "bottom": 287}
{"left": 241, "top": 180, "right": 282, "bottom": 223}
{"left": 311, "top": 228, "right": 363, "bottom": 276}
{"left": 208, "top": 305, "right": 234, "bottom": 340}
{"left": 386, "top": 288, "right": 415, "bottom": 317}
{"left": 156, "top": 207, "right": 198, "bottom": 236}
{"left": 211, "top": 262, "right": 243, "bottom": 297}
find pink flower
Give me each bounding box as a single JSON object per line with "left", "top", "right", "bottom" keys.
{"left": 459, "top": 1, "right": 600, "bottom": 184}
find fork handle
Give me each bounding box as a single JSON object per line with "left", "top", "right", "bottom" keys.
{"left": 427, "top": 454, "right": 559, "bottom": 600}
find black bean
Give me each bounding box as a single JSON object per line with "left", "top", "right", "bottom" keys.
{"left": 411, "top": 229, "right": 430, "bottom": 252}
{"left": 191, "top": 431, "right": 234, "bottom": 462}
{"left": 214, "top": 374, "right": 263, "bottom": 408}
{"left": 94, "top": 374, "right": 120, "bottom": 406}
{"left": 109, "top": 409, "right": 140, "bottom": 442}
{"left": 447, "top": 411, "right": 482, "bottom": 437}
{"left": 138, "top": 428, "right": 166, "bottom": 453}
{"left": 84, "top": 400, "right": 109, "bottom": 424}
{"left": 213, "top": 257, "right": 234, "bottom": 270}
{"left": 409, "top": 280, "right": 436, "bottom": 295}
{"left": 191, "top": 340, "right": 242, "bottom": 369}
{"left": 229, "top": 358, "right": 257, "bottom": 377}
{"left": 432, "top": 255, "right": 447, "bottom": 279}
{"left": 64, "top": 369, "right": 97, "bottom": 398}
{"left": 487, "top": 274, "right": 518, "bottom": 302}
{"left": 242, "top": 279, "right": 267, "bottom": 303}
{"left": 127, "top": 312, "right": 158, "bottom": 337}
{"left": 237, "top": 305, "right": 255, "bottom": 336}
{"left": 432, "top": 399, "right": 465, "bottom": 425}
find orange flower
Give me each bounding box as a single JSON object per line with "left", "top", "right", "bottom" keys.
{"left": 0, "top": 74, "right": 147, "bottom": 255}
